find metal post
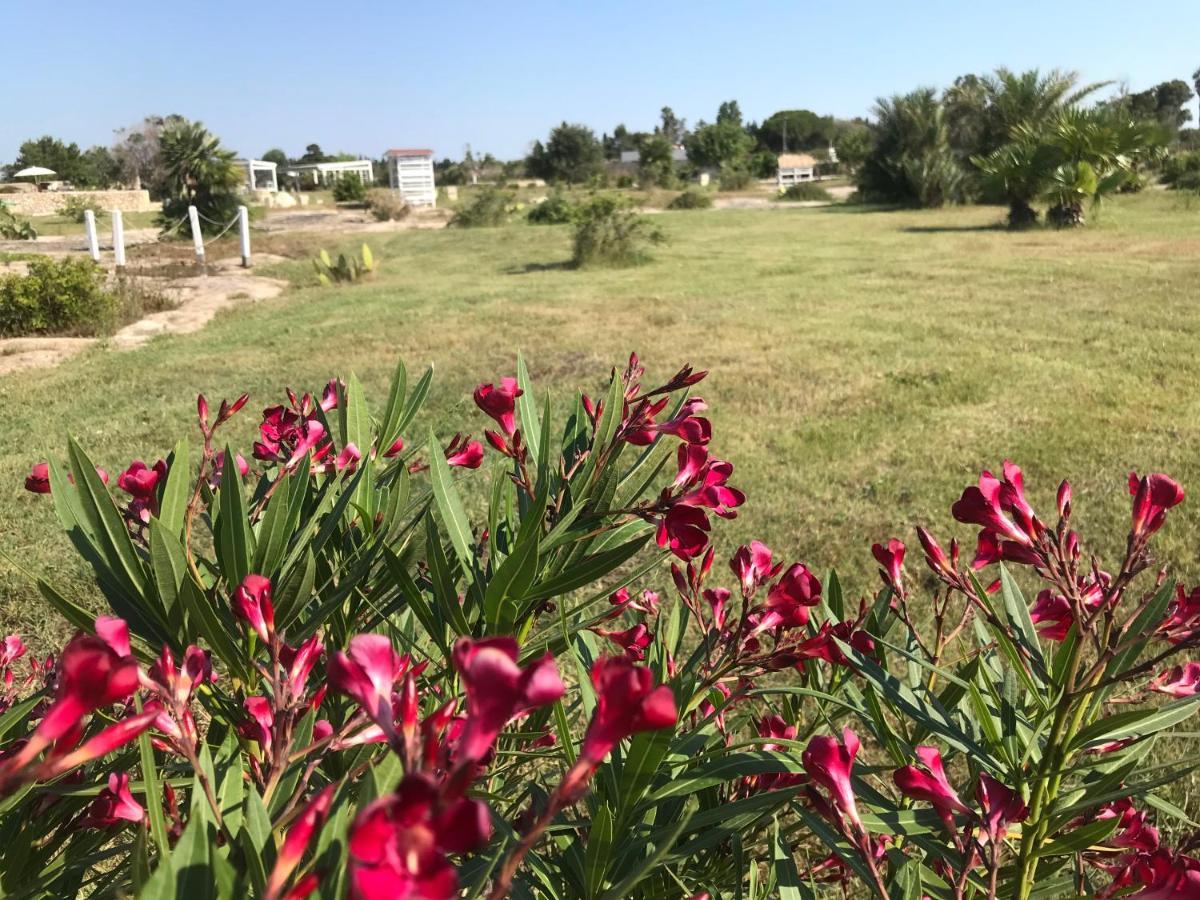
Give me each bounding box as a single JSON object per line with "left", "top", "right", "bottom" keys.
{"left": 83, "top": 210, "right": 100, "bottom": 262}
{"left": 111, "top": 210, "right": 125, "bottom": 269}
{"left": 188, "top": 204, "right": 205, "bottom": 268}
{"left": 238, "top": 205, "right": 251, "bottom": 268}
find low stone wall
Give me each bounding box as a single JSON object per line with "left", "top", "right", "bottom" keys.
{"left": 0, "top": 190, "right": 155, "bottom": 217}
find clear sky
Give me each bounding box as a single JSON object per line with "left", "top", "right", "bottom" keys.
{"left": 3, "top": 0, "right": 1197, "bottom": 163}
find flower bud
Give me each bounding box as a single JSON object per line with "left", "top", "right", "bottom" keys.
{"left": 1057, "top": 479, "right": 1072, "bottom": 518}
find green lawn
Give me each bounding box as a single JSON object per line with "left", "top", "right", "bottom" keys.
{"left": 26, "top": 209, "right": 160, "bottom": 237}
{"left": 3, "top": 192, "right": 1200, "bottom": 650}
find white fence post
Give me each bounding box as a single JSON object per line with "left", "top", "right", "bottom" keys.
{"left": 238, "top": 205, "right": 251, "bottom": 268}
{"left": 111, "top": 210, "right": 125, "bottom": 269}
{"left": 188, "top": 205, "right": 205, "bottom": 268}
{"left": 83, "top": 210, "right": 100, "bottom": 262}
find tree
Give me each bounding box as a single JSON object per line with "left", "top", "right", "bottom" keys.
{"left": 299, "top": 144, "right": 328, "bottom": 164}
{"left": 716, "top": 100, "right": 743, "bottom": 127}
{"left": 13, "top": 136, "right": 85, "bottom": 185}
{"left": 157, "top": 119, "right": 242, "bottom": 235}
{"left": 636, "top": 134, "right": 676, "bottom": 187}
{"left": 756, "top": 110, "right": 836, "bottom": 153}
{"left": 525, "top": 123, "right": 604, "bottom": 184}
{"left": 684, "top": 119, "right": 753, "bottom": 170}
{"left": 261, "top": 148, "right": 289, "bottom": 169}
{"left": 1124, "top": 80, "right": 1194, "bottom": 132}
{"left": 656, "top": 107, "right": 685, "bottom": 144}
{"left": 834, "top": 126, "right": 872, "bottom": 173}
{"left": 112, "top": 115, "right": 185, "bottom": 195}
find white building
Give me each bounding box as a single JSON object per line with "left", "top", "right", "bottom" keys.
{"left": 236, "top": 159, "right": 279, "bottom": 192}
{"left": 385, "top": 149, "right": 437, "bottom": 207}
{"left": 777, "top": 152, "right": 818, "bottom": 186}
{"left": 288, "top": 159, "right": 375, "bottom": 188}
{"left": 618, "top": 145, "right": 688, "bottom": 165}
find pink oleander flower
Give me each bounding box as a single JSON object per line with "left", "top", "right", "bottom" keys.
{"left": 703, "top": 587, "right": 730, "bottom": 631}
{"left": 1129, "top": 472, "right": 1185, "bottom": 541}
{"left": 675, "top": 450, "right": 744, "bottom": 518}
{"left": 233, "top": 574, "right": 275, "bottom": 643}
{"left": 24, "top": 462, "right": 51, "bottom": 494}
{"left": 1057, "top": 479, "right": 1072, "bottom": 517}
{"left": 320, "top": 379, "right": 340, "bottom": 413}
{"left": 1124, "top": 850, "right": 1200, "bottom": 899}
{"left": 871, "top": 538, "right": 905, "bottom": 591}
{"left": 730, "top": 541, "right": 779, "bottom": 595}
{"left": 266, "top": 785, "right": 335, "bottom": 900}
{"left": 117, "top": 459, "right": 167, "bottom": 502}
{"left": 1029, "top": 590, "right": 1074, "bottom": 641}
{"left": 655, "top": 398, "right": 711, "bottom": 445}
{"left": 280, "top": 635, "right": 324, "bottom": 700}
{"left": 0, "top": 635, "right": 26, "bottom": 669}
{"left": 656, "top": 506, "right": 711, "bottom": 561}
{"left": 327, "top": 635, "right": 413, "bottom": 745}
{"left": 607, "top": 588, "right": 660, "bottom": 618}
{"left": 452, "top": 637, "right": 564, "bottom": 763}
{"left": 751, "top": 715, "right": 803, "bottom": 792}
{"left": 579, "top": 655, "right": 677, "bottom": 764}
{"left": 593, "top": 624, "right": 653, "bottom": 661}
{"left": 382, "top": 436, "right": 405, "bottom": 458}
{"left": 241, "top": 696, "right": 275, "bottom": 759}
{"left": 38, "top": 622, "right": 139, "bottom": 744}
{"left": 1150, "top": 662, "right": 1200, "bottom": 698}
{"left": 335, "top": 443, "right": 362, "bottom": 473}
{"left": 1158, "top": 585, "right": 1200, "bottom": 645}
{"left": 473, "top": 378, "right": 522, "bottom": 437}
{"left": 952, "top": 464, "right": 1035, "bottom": 547}
{"left": 893, "top": 746, "right": 971, "bottom": 832}
{"left": 916, "top": 526, "right": 954, "bottom": 578}
{"left": 975, "top": 772, "right": 1027, "bottom": 842}
{"left": 764, "top": 562, "right": 823, "bottom": 629}
{"left": 445, "top": 434, "right": 484, "bottom": 469}
{"left": 348, "top": 773, "right": 491, "bottom": 900}
{"left": 147, "top": 644, "right": 213, "bottom": 706}
{"left": 802, "top": 728, "right": 863, "bottom": 831}
{"left": 1094, "top": 798, "right": 1160, "bottom": 853}
{"left": 81, "top": 772, "right": 145, "bottom": 829}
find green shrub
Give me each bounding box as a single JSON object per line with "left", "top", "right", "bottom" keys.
{"left": 776, "top": 182, "right": 834, "bottom": 202}
{"left": 449, "top": 186, "right": 515, "bottom": 228}
{"left": 57, "top": 195, "right": 104, "bottom": 223}
{"left": 571, "top": 193, "right": 664, "bottom": 268}
{"left": 525, "top": 189, "right": 576, "bottom": 224}
{"left": 717, "top": 163, "right": 753, "bottom": 191}
{"left": 0, "top": 256, "right": 118, "bottom": 336}
{"left": 332, "top": 176, "right": 368, "bottom": 203}
{"left": 365, "top": 188, "right": 409, "bottom": 221}
{"left": 666, "top": 188, "right": 713, "bottom": 210}
{"left": 1162, "top": 151, "right": 1200, "bottom": 189}
{"left": 0, "top": 203, "right": 37, "bottom": 240}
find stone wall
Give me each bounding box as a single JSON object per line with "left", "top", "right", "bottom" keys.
{"left": 0, "top": 190, "right": 154, "bottom": 217}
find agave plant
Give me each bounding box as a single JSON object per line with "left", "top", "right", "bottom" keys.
{"left": 313, "top": 244, "right": 377, "bottom": 285}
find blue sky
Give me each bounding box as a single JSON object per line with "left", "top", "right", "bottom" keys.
{"left": 3, "top": 0, "right": 1197, "bottom": 163}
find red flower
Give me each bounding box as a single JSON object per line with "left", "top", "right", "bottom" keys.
{"left": 266, "top": 786, "right": 335, "bottom": 900}
{"left": 592, "top": 624, "right": 653, "bottom": 661}
{"left": 893, "top": 746, "right": 970, "bottom": 831}
{"left": 117, "top": 459, "right": 166, "bottom": 502}
{"left": 1029, "top": 590, "right": 1074, "bottom": 641}
{"left": 974, "top": 772, "right": 1027, "bottom": 841}
{"left": 445, "top": 434, "right": 484, "bottom": 469}
{"left": 1158, "top": 585, "right": 1200, "bottom": 645}
{"left": 1130, "top": 472, "right": 1184, "bottom": 541}
{"left": 24, "top": 462, "right": 51, "bottom": 494}
{"left": 233, "top": 574, "right": 275, "bottom": 643}
{"left": 335, "top": 443, "right": 362, "bottom": 473}
{"left": 580, "top": 655, "right": 677, "bottom": 764}
{"left": 871, "top": 539, "right": 905, "bottom": 591}
{"left": 382, "top": 436, "right": 405, "bottom": 458}
{"left": 756, "top": 563, "right": 822, "bottom": 632}
{"left": 328, "top": 635, "right": 412, "bottom": 745}
{"left": 730, "top": 541, "right": 779, "bottom": 595}
{"left": 656, "top": 506, "right": 711, "bottom": 561}
{"left": 348, "top": 773, "right": 491, "bottom": 900}
{"left": 279, "top": 635, "right": 324, "bottom": 700}
{"left": 81, "top": 772, "right": 145, "bottom": 829}
{"left": 952, "top": 467, "right": 1033, "bottom": 547}
{"left": 38, "top": 626, "right": 139, "bottom": 744}
{"left": 452, "top": 637, "right": 564, "bottom": 763}
{"left": 802, "top": 728, "right": 863, "bottom": 830}
{"left": 1150, "top": 662, "right": 1200, "bottom": 698}
{"left": 916, "top": 526, "right": 954, "bottom": 578}
{"left": 473, "top": 378, "right": 522, "bottom": 437}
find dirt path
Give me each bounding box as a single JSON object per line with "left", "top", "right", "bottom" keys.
{"left": 0, "top": 256, "right": 287, "bottom": 376}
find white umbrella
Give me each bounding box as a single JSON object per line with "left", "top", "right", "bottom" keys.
{"left": 12, "top": 166, "right": 56, "bottom": 186}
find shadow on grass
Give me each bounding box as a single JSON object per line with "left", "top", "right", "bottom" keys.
{"left": 504, "top": 260, "right": 575, "bottom": 274}
{"left": 901, "top": 223, "right": 1008, "bottom": 234}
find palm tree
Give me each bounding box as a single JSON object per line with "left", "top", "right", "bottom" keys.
{"left": 157, "top": 121, "right": 241, "bottom": 236}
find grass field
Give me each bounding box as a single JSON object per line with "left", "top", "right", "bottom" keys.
{"left": 3, "top": 192, "right": 1200, "bottom": 651}
{"left": 25, "top": 209, "right": 159, "bottom": 237}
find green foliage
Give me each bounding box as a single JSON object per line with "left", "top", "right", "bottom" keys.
{"left": 571, "top": 193, "right": 664, "bottom": 267}
{"left": 332, "top": 175, "right": 368, "bottom": 203}
{"left": 636, "top": 135, "right": 678, "bottom": 188}
{"left": 756, "top": 109, "right": 838, "bottom": 153}
{"left": 526, "top": 122, "right": 605, "bottom": 184}
{"left": 834, "top": 127, "right": 872, "bottom": 172}
{"left": 156, "top": 120, "right": 242, "bottom": 237}
{"left": 312, "top": 244, "right": 377, "bottom": 285}
{"left": 1162, "top": 151, "right": 1200, "bottom": 190}
{"left": 260, "top": 148, "right": 289, "bottom": 169}
{"left": 685, "top": 119, "right": 754, "bottom": 171}
{"left": 776, "top": 182, "right": 833, "bottom": 202}
{"left": 10, "top": 136, "right": 119, "bottom": 188}
{"left": 0, "top": 203, "right": 37, "bottom": 240}
{"left": 450, "top": 186, "right": 516, "bottom": 228}
{"left": 526, "top": 189, "right": 577, "bottom": 224}
{"left": 666, "top": 187, "right": 713, "bottom": 210}
{"left": 0, "top": 256, "right": 117, "bottom": 336}
{"left": 56, "top": 195, "right": 104, "bottom": 224}
{"left": 717, "top": 163, "right": 754, "bottom": 191}
{"left": 365, "top": 189, "right": 409, "bottom": 222}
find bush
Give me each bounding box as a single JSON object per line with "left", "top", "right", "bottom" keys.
{"left": 0, "top": 256, "right": 117, "bottom": 336}
{"left": 525, "top": 189, "right": 576, "bottom": 224}
{"left": 449, "top": 186, "right": 515, "bottom": 228}
{"left": 365, "top": 188, "right": 410, "bottom": 222}
{"left": 666, "top": 187, "right": 713, "bottom": 210}
{"left": 332, "top": 176, "right": 368, "bottom": 203}
{"left": 1162, "top": 151, "right": 1200, "bottom": 189}
{"left": 5, "top": 355, "right": 1200, "bottom": 899}
{"left": 776, "top": 182, "right": 833, "bottom": 202}
{"left": 57, "top": 195, "right": 105, "bottom": 223}
{"left": 571, "top": 193, "right": 664, "bottom": 267}
{"left": 0, "top": 202, "right": 37, "bottom": 240}
{"left": 717, "top": 163, "right": 753, "bottom": 191}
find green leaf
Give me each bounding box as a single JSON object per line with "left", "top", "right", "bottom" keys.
{"left": 526, "top": 537, "right": 651, "bottom": 602}
{"left": 137, "top": 703, "right": 171, "bottom": 859}
{"left": 1070, "top": 696, "right": 1200, "bottom": 752}
{"left": 379, "top": 358, "right": 408, "bottom": 446}
{"left": 427, "top": 426, "right": 477, "bottom": 585}
{"left": 1035, "top": 815, "right": 1119, "bottom": 858}
{"left": 773, "top": 817, "right": 811, "bottom": 900}
{"left": 515, "top": 352, "right": 542, "bottom": 464}
{"left": 584, "top": 802, "right": 613, "bottom": 898}
{"left": 214, "top": 448, "right": 254, "bottom": 586}
{"left": 597, "top": 810, "right": 693, "bottom": 900}
{"left": 158, "top": 438, "right": 191, "bottom": 536}
{"left": 484, "top": 529, "right": 540, "bottom": 634}
{"left": 396, "top": 365, "right": 433, "bottom": 436}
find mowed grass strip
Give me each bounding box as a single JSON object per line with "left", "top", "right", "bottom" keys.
{"left": 2, "top": 192, "right": 1200, "bottom": 649}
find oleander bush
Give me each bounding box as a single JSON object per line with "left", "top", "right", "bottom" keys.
{"left": 365, "top": 190, "right": 409, "bottom": 222}
{"left": 4, "top": 353, "right": 1200, "bottom": 899}
{"left": 0, "top": 256, "right": 118, "bottom": 337}
{"left": 525, "top": 190, "right": 576, "bottom": 225}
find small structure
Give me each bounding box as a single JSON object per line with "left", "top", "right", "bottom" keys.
{"left": 618, "top": 145, "right": 688, "bottom": 165}
{"left": 777, "top": 153, "right": 818, "bottom": 187}
{"left": 236, "top": 159, "right": 279, "bottom": 192}
{"left": 385, "top": 149, "right": 436, "bottom": 207}
{"left": 288, "top": 159, "right": 375, "bottom": 188}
